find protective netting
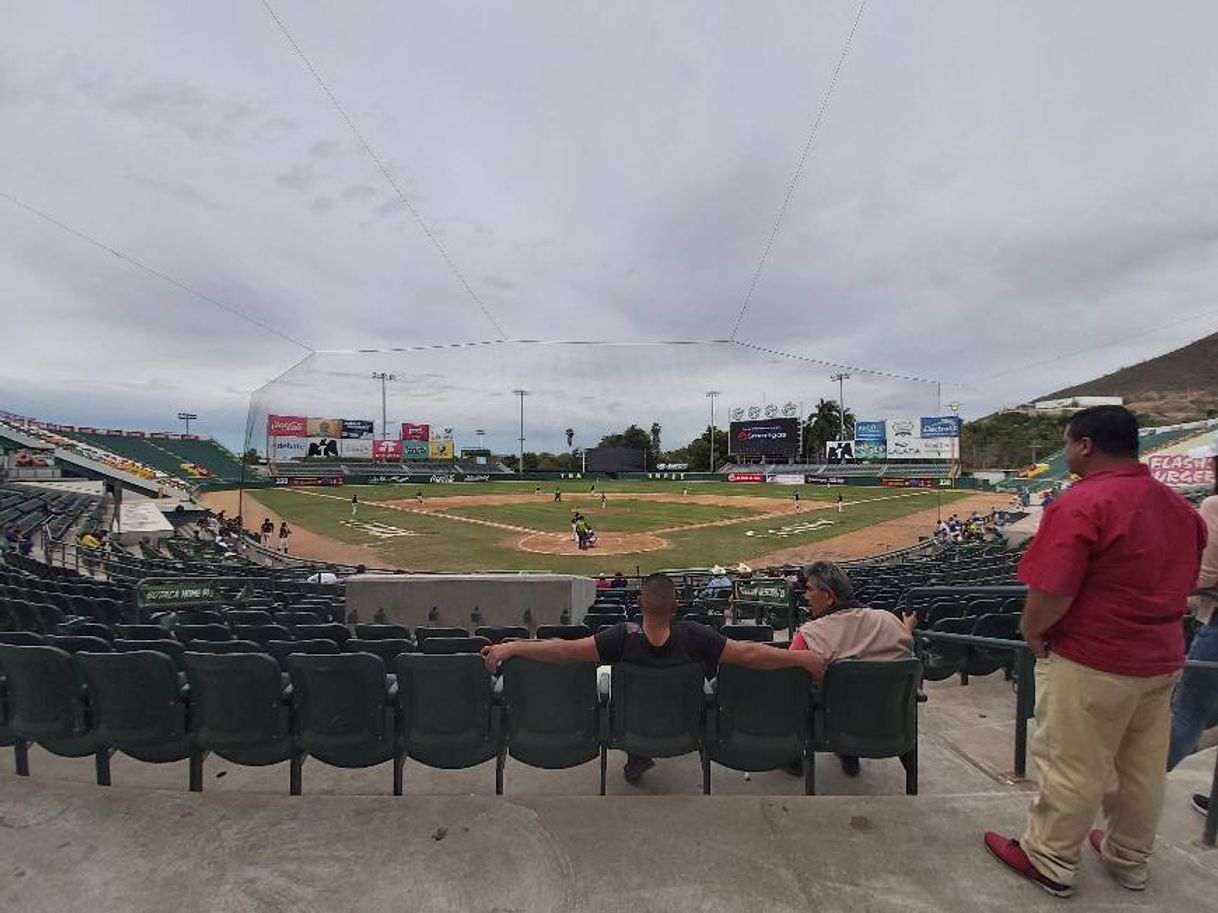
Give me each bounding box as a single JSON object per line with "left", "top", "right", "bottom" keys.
{"left": 246, "top": 340, "right": 941, "bottom": 463}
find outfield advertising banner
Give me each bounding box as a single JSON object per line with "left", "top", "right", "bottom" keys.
{"left": 855, "top": 420, "right": 887, "bottom": 460}
{"left": 307, "top": 417, "right": 343, "bottom": 438}
{"left": 272, "top": 437, "right": 308, "bottom": 461}
{"left": 1148, "top": 454, "right": 1215, "bottom": 488}
{"left": 766, "top": 473, "right": 805, "bottom": 485}
{"left": 825, "top": 440, "right": 855, "bottom": 462}
{"left": 372, "top": 439, "right": 402, "bottom": 461}
{"left": 429, "top": 439, "right": 454, "bottom": 460}
{"left": 401, "top": 423, "right": 430, "bottom": 442}
{"left": 305, "top": 438, "right": 340, "bottom": 458}
{"left": 341, "top": 419, "right": 374, "bottom": 439}
{"left": 728, "top": 472, "right": 765, "bottom": 483}
{"left": 920, "top": 416, "right": 962, "bottom": 438}
{"left": 339, "top": 438, "right": 373, "bottom": 458}
{"left": 885, "top": 416, "right": 958, "bottom": 459}
{"left": 729, "top": 418, "right": 800, "bottom": 456}
{"left": 402, "top": 440, "right": 430, "bottom": 461}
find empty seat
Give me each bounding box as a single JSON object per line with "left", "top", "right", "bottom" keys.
{"left": 287, "top": 653, "right": 402, "bottom": 795}
{"left": 224, "top": 610, "right": 273, "bottom": 627}
{"left": 919, "top": 617, "right": 973, "bottom": 682}
{"left": 582, "top": 614, "right": 626, "bottom": 632}
{"left": 184, "top": 652, "right": 292, "bottom": 788}
{"left": 0, "top": 644, "right": 112, "bottom": 783}
{"left": 812, "top": 658, "right": 921, "bottom": 795}
{"left": 267, "top": 638, "right": 340, "bottom": 670}
{"left": 535, "top": 624, "right": 592, "bottom": 640}
{"left": 232, "top": 624, "right": 293, "bottom": 648}
{"left": 499, "top": 657, "right": 600, "bottom": 793}
{"left": 44, "top": 634, "right": 113, "bottom": 654}
{"left": 57, "top": 621, "right": 114, "bottom": 642}
{"left": 0, "top": 631, "right": 47, "bottom": 646}
{"left": 420, "top": 636, "right": 491, "bottom": 655}
{"left": 186, "top": 639, "right": 265, "bottom": 655}
{"left": 720, "top": 624, "right": 774, "bottom": 643}
{"left": 475, "top": 626, "right": 530, "bottom": 644}
{"left": 354, "top": 623, "right": 413, "bottom": 641}
{"left": 604, "top": 663, "right": 709, "bottom": 794}
{"left": 413, "top": 626, "right": 470, "bottom": 644}
{"left": 175, "top": 624, "right": 233, "bottom": 647}
{"left": 174, "top": 609, "right": 225, "bottom": 626}
{"left": 75, "top": 651, "right": 196, "bottom": 788}
{"left": 113, "top": 638, "right": 186, "bottom": 670}
{"left": 274, "top": 611, "right": 321, "bottom": 627}
{"left": 343, "top": 638, "right": 415, "bottom": 666}
{"left": 394, "top": 653, "right": 502, "bottom": 791}
{"left": 292, "top": 623, "right": 350, "bottom": 645}
{"left": 706, "top": 666, "right": 813, "bottom": 794}
{"left": 116, "top": 624, "right": 172, "bottom": 641}
{"left": 967, "top": 614, "right": 1022, "bottom": 677}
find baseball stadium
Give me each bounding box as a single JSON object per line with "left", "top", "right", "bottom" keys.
{"left": 3, "top": 4, "right": 1218, "bottom": 912}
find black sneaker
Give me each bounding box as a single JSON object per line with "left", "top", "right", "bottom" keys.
{"left": 839, "top": 754, "right": 861, "bottom": 777}
{"left": 623, "top": 756, "right": 655, "bottom": 784}
{"left": 1192, "top": 794, "right": 1210, "bottom": 816}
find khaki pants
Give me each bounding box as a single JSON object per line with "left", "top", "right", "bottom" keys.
{"left": 1023, "top": 654, "right": 1178, "bottom": 886}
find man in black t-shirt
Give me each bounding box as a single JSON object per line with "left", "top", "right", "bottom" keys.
{"left": 482, "top": 573, "right": 827, "bottom": 784}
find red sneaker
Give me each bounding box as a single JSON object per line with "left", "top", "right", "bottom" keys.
{"left": 1088, "top": 829, "right": 1146, "bottom": 892}
{"left": 983, "top": 833, "right": 1073, "bottom": 898}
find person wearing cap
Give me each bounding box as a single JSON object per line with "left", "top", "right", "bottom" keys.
{"left": 1168, "top": 437, "right": 1218, "bottom": 820}
{"left": 700, "top": 565, "right": 732, "bottom": 600}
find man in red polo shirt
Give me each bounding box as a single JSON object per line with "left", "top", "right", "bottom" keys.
{"left": 985, "top": 406, "right": 1207, "bottom": 897}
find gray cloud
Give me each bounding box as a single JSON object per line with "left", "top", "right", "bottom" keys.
{"left": 3, "top": 1, "right": 1218, "bottom": 452}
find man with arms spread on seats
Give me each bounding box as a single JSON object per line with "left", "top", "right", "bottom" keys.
{"left": 984, "top": 405, "right": 1206, "bottom": 898}
{"left": 482, "top": 572, "right": 827, "bottom": 784}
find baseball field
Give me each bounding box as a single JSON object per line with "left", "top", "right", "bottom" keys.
{"left": 202, "top": 480, "right": 1007, "bottom": 574}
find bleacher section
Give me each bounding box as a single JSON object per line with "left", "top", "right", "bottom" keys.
{"left": 0, "top": 484, "right": 103, "bottom": 544}
{"left": 68, "top": 432, "right": 242, "bottom": 483}
{"left": 719, "top": 462, "right": 955, "bottom": 480}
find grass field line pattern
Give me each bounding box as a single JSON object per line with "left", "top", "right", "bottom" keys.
{"left": 648, "top": 490, "right": 936, "bottom": 534}
{"left": 284, "top": 488, "right": 540, "bottom": 535}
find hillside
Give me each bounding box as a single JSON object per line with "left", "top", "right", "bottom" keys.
{"left": 1038, "top": 330, "right": 1218, "bottom": 424}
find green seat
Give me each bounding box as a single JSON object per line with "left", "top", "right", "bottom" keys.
{"left": 174, "top": 609, "right": 225, "bottom": 626}
{"left": 223, "top": 610, "right": 273, "bottom": 627}
{"left": 967, "top": 614, "right": 1021, "bottom": 677}
{"left": 413, "top": 626, "right": 469, "bottom": 645}
{"left": 706, "top": 665, "right": 814, "bottom": 793}
{"left": 267, "top": 638, "right": 339, "bottom": 671}
{"left": 920, "top": 617, "right": 972, "bottom": 682}
{"left": 0, "top": 634, "right": 45, "bottom": 748}
{"left": 420, "top": 636, "right": 491, "bottom": 655}
{"left": 535, "top": 624, "right": 591, "bottom": 640}
{"left": 233, "top": 624, "right": 293, "bottom": 648}
{"left": 45, "top": 634, "right": 113, "bottom": 654}
{"left": 292, "top": 623, "right": 350, "bottom": 645}
{"left": 184, "top": 652, "right": 293, "bottom": 789}
{"left": 343, "top": 638, "right": 415, "bottom": 666}
{"left": 187, "top": 639, "right": 264, "bottom": 654}
{"left": 583, "top": 614, "right": 625, "bottom": 632}
{"left": 116, "top": 624, "right": 172, "bottom": 641}
{"left": 499, "top": 657, "right": 601, "bottom": 793}
{"left": 175, "top": 624, "right": 233, "bottom": 647}
{"left": 0, "top": 632, "right": 47, "bottom": 646}
{"left": 475, "top": 626, "right": 530, "bottom": 644}
{"left": 353, "top": 623, "right": 413, "bottom": 641}
{"left": 75, "top": 651, "right": 196, "bottom": 787}
{"left": 57, "top": 621, "right": 114, "bottom": 642}
{"left": 394, "top": 653, "right": 502, "bottom": 791}
{"left": 287, "top": 653, "right": 402, "bottom": 795}
{"left": 0, "top": 644, "right": 112, "bottom": 783}
{"left": 720, "top": 624, "right": 773, "bottom": 643}
{"left": 812, "top": 658, "right": 921, "bottom": 795}
{"left": 113, "top": 638, "right": 186, "bottom": 670}
{"left": 604, "top": 662, "right": 709, "bottom": 794}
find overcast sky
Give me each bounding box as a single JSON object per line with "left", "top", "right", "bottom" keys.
{"left": 4, "top": 1, "right": 1218, "bottom": 453}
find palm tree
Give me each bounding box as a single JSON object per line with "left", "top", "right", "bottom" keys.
{"left": 565, "top": 427, "right": 575, "bottom": 448}
{"left": 804, "top": 399, "right": 855, "bottom": 461}
{"left": 649, "top": 422, "right": 662, "bottom": 454}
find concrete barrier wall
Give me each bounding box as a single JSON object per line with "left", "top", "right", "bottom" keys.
{"left": 345, "top": 574, "right": 597, "bottom": 630}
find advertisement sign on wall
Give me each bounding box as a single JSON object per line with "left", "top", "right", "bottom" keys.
{"left": 825, "top": 440, "right": 855, "bottom": 462}
{"left": 402, "top": 440, "right": 430, "bottom": 461}
{"left": 372, "top": 439, "right": 403, "bottom": 461}
{"left": 728, "top": 418, "right": 800, "bottom": 456}
{"left": 920, "top": 416, "right": 962, "bottom": 438}
{"left": 305, "top": 438, "right": 340, "bottom": 458}
{"left": 884, "top": 417, "right": 958, "bottom": 459}
{"left": 341, "top": 419, "right": 375, "bottom": 439}
{"left": 401, "top": 423, "right": 430, "bottom": 442}
{"left": 1147, "top": 454, "right": 1215, "bottom": 488}
{"left": 429, "top": 439, "right": 454, "bottom": 460}
{"left": 267, "top": 415, "right": 307, "bottom": 437}
{"left": 272, "top": 437, "right": 309, "bottom": 461}
{"left": 307, "top": 418, "right": 343, "bottom": 438}
{"left": 339, "top": 438, "right": 373, "bottom": 459}
{"left": 766, "top": 473, "right": 805, "bottom": 485}
{"left": 728, "top": 472, "right": 765, "bottom": 483}
{"left": 854, "top": 420, "right": 887, "bottom": 460}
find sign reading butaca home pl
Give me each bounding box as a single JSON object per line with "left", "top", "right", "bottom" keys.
{"left": 137, "top": 580, "right": 226, "bottom": 608}
{"left": 733, "top": 578, "right": 795, "bottom": 608}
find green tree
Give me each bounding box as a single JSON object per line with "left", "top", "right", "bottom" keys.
{"left": 649, "top": 422, "right": 662, "bottom": 453}
{"left": 803, "top": 399, "right": 854, "bottom": 461}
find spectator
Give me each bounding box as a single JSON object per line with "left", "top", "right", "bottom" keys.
{"left": 786, "top": 560, "right": 916, "bottom": 777}
{"left": 699, "top": 565, "right": 732, "bottom": 600}
{"left": 611, "top": 570, "right": 628, "bottom": 588}
{"left": 278, "top": 521, "right": 292, "bottom": 554}
{"left": 481, "top": 572, "right": 827, "bottom": 784}
{"left": 984, "top": 406, "right": 1206, "bottom": 897}
{"left": 595, "top": 575, "right": 611, "bottom": 591}
{"left": 1168, "top": 439, "right": 1218, "bottom": 821}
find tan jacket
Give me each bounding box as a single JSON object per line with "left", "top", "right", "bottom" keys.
{"left": 1190, "top": 495, "right": 1218, "bottom": 624}
{"left": 798, "top": 607, "right": 913, "bottom": 661}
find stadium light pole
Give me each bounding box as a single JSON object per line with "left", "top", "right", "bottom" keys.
{"left": 512, "top": 389, "right": 528, "bottom": 476}
{"left": 705, "top": 390, "right": 721, "bottom": 472}
{"left": 830, "top": 373, "right": 850, "bottom": 440}
{"left": 176, "top": 412, "right": 197, "bottom": 436}
{"left": 475, "top": 429, "right": 486, "bottom": 449}
{"left": 371, "top": 372, "right": 396, "bottom": 440}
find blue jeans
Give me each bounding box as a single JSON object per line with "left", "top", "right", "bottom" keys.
{"left": 1168, "top": 623, "right": 1218, "bottom": 770}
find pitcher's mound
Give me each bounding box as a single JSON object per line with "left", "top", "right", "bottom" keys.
{"left": 516, "top": 531, "right": 669, "bottom": 556}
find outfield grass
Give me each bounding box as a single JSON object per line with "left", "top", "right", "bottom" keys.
{"left": 252, "top": 481, "right": 975, "bottom": 573}
{"left": 337, "top": 479, "right": 912, "bottom": 502}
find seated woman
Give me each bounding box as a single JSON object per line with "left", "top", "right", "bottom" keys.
{"left": 788, "top": 560, "right": 917, "bottom": 776}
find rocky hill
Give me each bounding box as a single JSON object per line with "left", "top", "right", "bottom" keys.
{"left": 1038, "top": 330, "right": 1218, "bottom": 424}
